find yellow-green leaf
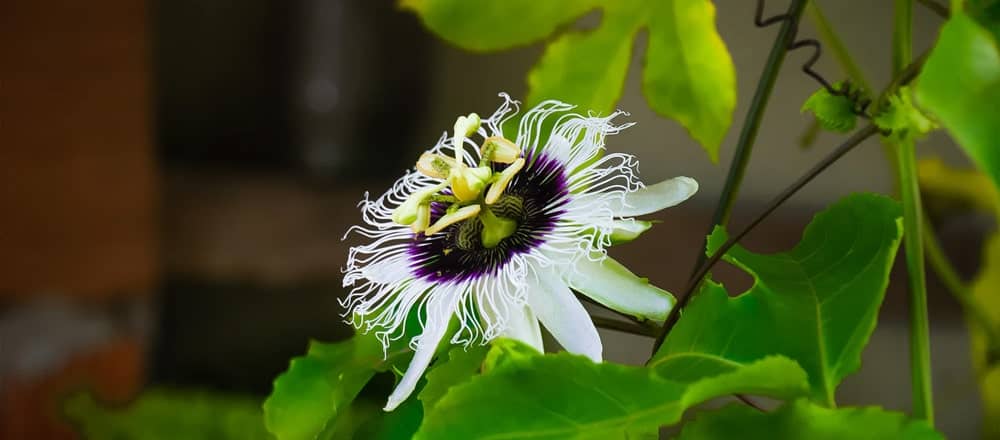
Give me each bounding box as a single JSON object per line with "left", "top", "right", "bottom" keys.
{"left": 404, "top": 0, "right": 736, "bottom": 161}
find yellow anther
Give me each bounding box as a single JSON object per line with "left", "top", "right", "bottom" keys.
{"left": 416, "top": 153, "right": 457, "bottom": 179}
{"left": 481, "top": 136, "right": 521, "bottom": 164}
{"left": 410, "top": 204, "right": 431, "bottom": 234}
{"left": 392, "top": 182, "right": 447, "bottom": 225}
{"left": 449, "top": 166, "right": 492, "bottom": 202}
{"left": 425, "top": 204, "right": 481, "bottom": 235}
{"left": 485, "top": 158, "right": 526, "bottom": 205}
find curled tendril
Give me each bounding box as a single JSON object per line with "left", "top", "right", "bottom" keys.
{"left": 755, "top": 0, "right": 873, "bottom": 119}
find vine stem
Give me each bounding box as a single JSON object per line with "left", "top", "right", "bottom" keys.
{"left": 689, "top": 0, "right": 809, "bottom": 276}
{"left": 917, "top": 0, "right": 950, "bottom": 17}
{"left": 893, "top": 0, "right": 934, "bottom": 425}
{"left": 591, "top": 316, "right": 659, "bottom": 338}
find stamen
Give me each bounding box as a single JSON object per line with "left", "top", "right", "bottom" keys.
{"left": 485, "top": 158, "right": 526, "bottom": 204}
{"left": 410, "top": 204, "right": 431, "bottom": 233}
{"left": 425, "top": 204, "right": 482, "bottom": 235}
{"left": 481, "top": 136, "right": 521, "bottom": 164}
{"left": 392, "top": 182, "right": 448, "bottom": 225}
{"left": 416, "top": 153, "right": 457, "bottom": 179}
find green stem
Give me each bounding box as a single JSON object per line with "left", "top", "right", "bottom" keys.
{"left": 894, "top": 0, "right": 934, "bottom": 424}
{"left": 898, "top": 141, "right": 935, "bottom": 424}
{"left": 691, "top": 0, "right": 809, "bottom": 276}
{"left": 951, "top": 0, "right": 963, "bottom": 13}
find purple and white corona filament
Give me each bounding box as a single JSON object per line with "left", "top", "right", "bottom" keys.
{"left": 342, "top": 94, "right": 698, "bottom": 410}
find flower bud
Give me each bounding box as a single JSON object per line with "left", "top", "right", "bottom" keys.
{"left": 416, "top": 153, "right": 456, "bottom": 179}
{"left": 481, "top": 136, "right": 521, "bottom": 164}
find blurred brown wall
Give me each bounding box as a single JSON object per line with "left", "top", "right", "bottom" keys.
{"left": 0, "top": 2, "right": 157, "bottom": 298}
{"left": 0, "top": 1, "right": 155, "bottom": 438}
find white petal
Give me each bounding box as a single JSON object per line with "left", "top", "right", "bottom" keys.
{"left": 527, "top": 271, "right": 602, "bottom": 362}
{"left": 501, "top": 305, "right": 544, "bottom": 353}
{"left": 566, "top": 256, "right": 674, "bottom": 322}
{"left": 616, "top": 176, "right": 698, "bottom": 217}
{"left": 384, "top": 292, "right": 457, "bottom": 411}
{"left": 609, "top": 219, "right": 653, "bottom": 245}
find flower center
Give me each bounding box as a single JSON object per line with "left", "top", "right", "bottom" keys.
{"left": 407, "top": 153, "right": 568, "bottom": 283}
{"left": 393, "top": 113, "right": 527, "bottom": 248}
{"left": 455, "top": 195, "right": 524, "bottom": 250}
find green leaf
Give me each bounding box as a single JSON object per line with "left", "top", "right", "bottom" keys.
{"left": 676, "top": 399, "right": 943, "bottom": 440}
{"left": 418, "top": 344, "right": 488, "bottom": 410}
{"left": 643, "top": 0, "right": 735, "bottom": 162}
{"left": 481, "top": 336, "right": 543, "bottom": 372}
{"left": 64, "top": 389, "right": 272, "bottom": 440}
{"left": 801, "top": 84, "right": 858, "bottom": 133}
{"left": 414, "top": 339, "right": 808, "bottom": 439}
{"left": 527, "top": 3, "right": 639, "bottom": 115}
{"left": 404, "top": 0, "right": 736, "bottom": 161}
{"left": 263, "top": 334, "right": 410, "bottom": 440}
{"left": 915, "top": 13, "right": 1000, "bottom": 194}
{"left": 400, "top": 0, "right": 602, "bottom": 51}
{"left": 351, "top": 395, "right": 425, "bottom": 440}
{"left": 652, "top": 194, "right": 903, "bottom": 406}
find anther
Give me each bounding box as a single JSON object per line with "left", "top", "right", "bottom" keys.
{"left": 485, "top": 158, "right": 526, "bottom": 205}
{"left": 425, "top": 204, "right": 482, "bottom": 235}
{"left": 416, "top": 153, "right": 457, "bottom": 179}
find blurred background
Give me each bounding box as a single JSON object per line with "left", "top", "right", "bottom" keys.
{"left": 0, "top": 0, "right": 986, "bottom": 438}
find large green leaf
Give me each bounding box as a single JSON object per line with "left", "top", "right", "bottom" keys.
{"left": 417, "top": 344, "right": 489, "bottom": 411}
{"left": 263, "top": 334, "right": 411, "bottom": 440}
{"left": 652, "top": 194, "right": 903, "bottom": 406}
{"left": 402, "top": 0, "right": 736, "bottom": 161}
{"left": 916, "top": 13, "right": 1000, "bottom": 193}
{"left": 414, "top": 339, "right": 809, "bottom": 439}
{"left": 65, "top": 390, "right": 272, "bottom": 440}
{"left": 676, "top": 399, "right": 942, "bottom": 439}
